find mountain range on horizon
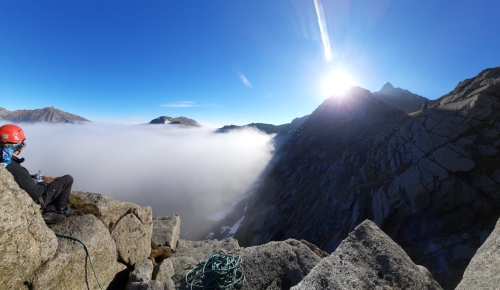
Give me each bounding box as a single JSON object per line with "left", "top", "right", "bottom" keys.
{"left": 0, "top": 106, "right": 90, "bottom": 124}
{"left": 1, "top": 81, "right": 429, "bottom": 128}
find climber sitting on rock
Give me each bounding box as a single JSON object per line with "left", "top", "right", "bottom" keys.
{"left": 0, "top": 124, "right": 73, "bottom": 224}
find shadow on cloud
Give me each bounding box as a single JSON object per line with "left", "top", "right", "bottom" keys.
{"left": 15, "top": 123, "right": 275, "bottom": 239}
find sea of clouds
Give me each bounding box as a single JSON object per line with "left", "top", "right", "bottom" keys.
{"left": 13, "top": 122, "right": 275, "bottom": 239}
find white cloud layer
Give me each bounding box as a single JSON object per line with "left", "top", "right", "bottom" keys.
{"left": 12, "top": 123, "right": 274, "bottom": 239}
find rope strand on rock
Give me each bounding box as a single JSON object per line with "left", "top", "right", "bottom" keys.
{"left": 177, "top": 250, "right": 245, "bottom": 290}
{"left": 54, "top": 233, "right": 103, "bottom": 290}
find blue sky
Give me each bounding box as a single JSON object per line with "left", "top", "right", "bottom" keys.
{"left": 1, "top": 0, "right": 499, "bottom": 126}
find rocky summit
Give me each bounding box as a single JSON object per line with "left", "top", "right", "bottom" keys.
{"left": 0, "top": 106, "right": 89, "bottom": 123}
{"left": 233, "top": 67, "right": 500, "bottom": 289}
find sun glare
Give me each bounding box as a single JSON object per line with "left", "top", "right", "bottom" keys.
{"left": 323, "top": 70, "right": 355, "bottom": 97}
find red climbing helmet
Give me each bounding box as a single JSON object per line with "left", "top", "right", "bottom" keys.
{"left": 0, "top": 124, "right": 26, "bottom": 143}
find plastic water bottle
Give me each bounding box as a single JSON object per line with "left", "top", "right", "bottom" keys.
{"left": 36, "top": 170, "right": 44, "bottom": 183}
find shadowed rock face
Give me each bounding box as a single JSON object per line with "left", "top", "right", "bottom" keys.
{"left": 234, "top": 67, "right": 500, "bottom": 289}
{"left": 0, "top": 106, "right": 89, "bottom": 123}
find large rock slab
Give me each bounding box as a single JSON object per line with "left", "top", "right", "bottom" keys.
{"left": 73, "top": 191, "right": 153, "bottom": 268}
{"left": 152, "top": 215, "right": 181, "bottom": 250}
{"left": 30, "top": 214, "right": 119, "bottom": 290}
{"left": 239, "top": 239, "right": 322, "bottom": 290}
{"left": 170, "top": 238, "right": 321, "bottom": 290}
{"left": 0, "top": 166, "right": 58, "bottom": 289}
{"left": 456, "top": 217, "right": 500, "bottom": 290}
{"left": 292, "top": 220, "right": 442, "bottom": 289}
{"left": 169, "top": 239, "right": 241, "bottom": 281}
{"left": 112, "top": 213, "right": 152, "bottom": 268}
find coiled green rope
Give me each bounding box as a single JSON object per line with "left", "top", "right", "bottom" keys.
{"left": 177, "top": 250, "right": 245, "bottom": 290}
{"left": 54, "top": 233, "right": 103, "bottom": 290}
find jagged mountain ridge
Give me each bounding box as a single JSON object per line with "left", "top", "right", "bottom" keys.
{"left": 0, "top": 106, "right": 89, "bottom": 123}
{"left": 233, "top": 67, "right": 500, "bottom": 289}
{"left": 149, "top": 116, "right": 200, "bottom": 127}
{"left": 372, "top": 82, "right": 429, "bottom": 113}
{"left": 216, "top": 115, "right": 309, "bottom": 135}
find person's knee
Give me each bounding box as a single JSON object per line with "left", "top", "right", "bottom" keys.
{"left": 61, "top": 174, "right": 74, "bottom": 185}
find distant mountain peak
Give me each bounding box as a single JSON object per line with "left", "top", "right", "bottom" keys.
{"left": 372, "top": 82, "right": 429, "bottom": 114}
{"left": 149, "top": 116, "right": 200, "bottom": 127}
{"left": 380, "top": 82, "right": 394, "bottom": 92}
{"left": 0, "top": 107, "right": 89, "bottom": 123}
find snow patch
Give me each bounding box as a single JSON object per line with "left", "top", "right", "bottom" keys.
{"left": 225, "top": 216, "right": 245, "bottom": 239}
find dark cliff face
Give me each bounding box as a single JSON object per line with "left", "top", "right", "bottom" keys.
{"left": 234, "top": 67, "right": 500, "bottom": 289}
{"left": 372, "top": 82, "right": 429, "bottom": 114}
{"left": 0, "top": 107, "right": 89, "bottom": 123}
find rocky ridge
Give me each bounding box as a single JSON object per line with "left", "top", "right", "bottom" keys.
{"left": 0, "top": 106, "right": 89, "bottom": 123}
{"left": 216, "top": 115, "right": 309, "bottom": 135}
{"left": 233, "top": 67, "right": 500, "bottom": 289}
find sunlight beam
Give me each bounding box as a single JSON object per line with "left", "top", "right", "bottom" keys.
{"left": 314, "top": 0, "right": 332, "bottom": 62}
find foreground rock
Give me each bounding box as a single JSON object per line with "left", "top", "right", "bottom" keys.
{"left": 169, "top": 239, "right": 242, "bottom": 282}
{"left": 127, "top": 259, "right": 154, "bottom": 290}
{"left": 30, "top": 215, "right": 119, "bottom": 289}
{"left": 239, "top": 239, "right": 322, "bottom": 290}
{"left": 152, "top": 215, "right": 181, "bottom": 250}
{"left": 165, "top": 239, "right": 321, "bottom": 290}
{"left": 292, "top": 220, "right": 442, "bottom": 289}
{"left": 0, "top": 166, "right": 58, "bottom": 289}
{"left": 73, "top": 191, "right": 153, "bottom": 268}
{"left": 456, "top": 217, "right": 500, "bottom": 289}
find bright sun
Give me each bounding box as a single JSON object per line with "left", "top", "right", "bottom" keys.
{"left": 322, "top": 70, "right": 355, "bottom": 97}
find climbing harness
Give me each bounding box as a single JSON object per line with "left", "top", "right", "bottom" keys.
{"left": 177, "top": 250, "right": 245, "bottom": 290}
{"left": 54, "top": 233, "right": 103, "bottom": 290}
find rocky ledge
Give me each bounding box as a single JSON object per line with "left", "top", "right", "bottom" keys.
{"left": 1, "top": 164, "right": 499, "bottom": 289}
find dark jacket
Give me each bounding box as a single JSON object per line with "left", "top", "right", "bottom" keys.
{"left": 5, "top": 157, "right": 46, "bottom": 202}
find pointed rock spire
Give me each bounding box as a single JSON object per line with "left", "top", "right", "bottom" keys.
{"left": 380, "top": 82, "right": 394, "bottom": 92}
